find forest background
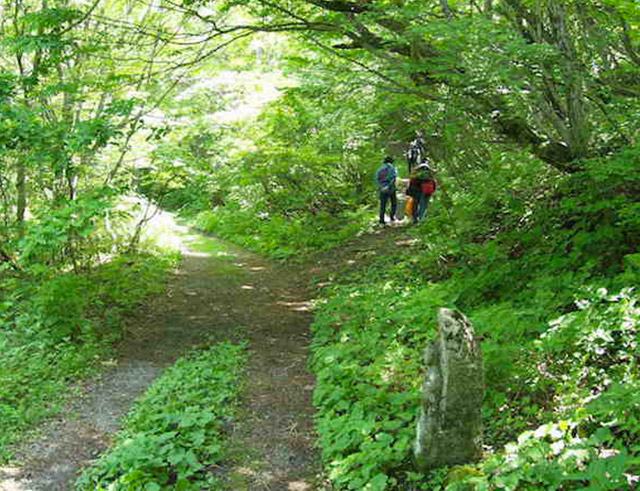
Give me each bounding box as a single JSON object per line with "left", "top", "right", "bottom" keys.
{"left": 0, "top": 0, "right": 639, "bottom": 489}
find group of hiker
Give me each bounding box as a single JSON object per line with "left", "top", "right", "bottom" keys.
{"left": 375, "top": 133, "right": 437, "bottom": 225}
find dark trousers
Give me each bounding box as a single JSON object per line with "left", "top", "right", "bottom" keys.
{"left": 412, "top": 194, "right": 431, "bottom": 223}
{"left": 379, "top": 189, "right": 397, "bottom": 223}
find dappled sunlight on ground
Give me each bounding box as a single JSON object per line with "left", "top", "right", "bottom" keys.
{"left": 395, "top": 238, "right": 419, "bottom": 247}
{"left": 140, "top": 208, "right": 190, "bottom": 252}
{"left": 182, "top": 234, "right": 237, "bottom": 260}
{"left": 115, "top": 196, "right": 244, "bottom": 260}
{"left": 180, "top": 249, "right": 211, "bottom": 258}
{"left": 113, "top": 196, "right": 188, "bottom": 252}
{"left": 227, "top": 465, "right": 313, "bottom": 491}
{"left": 277, "top": 300, "right": 313, "bottom": 312}
{"left": 0, "top": 467, "right": 27, "bottom": 491}
{"left": 288, "top": 480, "right": 313, "bottom": 490}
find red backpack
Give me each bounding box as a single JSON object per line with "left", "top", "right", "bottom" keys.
{"left": 421, "top": 179, "right": 436, "bottom": 196}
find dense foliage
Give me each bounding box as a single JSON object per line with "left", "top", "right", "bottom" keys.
{"left": 154, "top": 1, "right": 638, "bottom": 487}
{"left": 76, "top": 342, "right": 247, "bottom": 490}
{"left": 310, "top": 252, "right": 638, "bottom": 489}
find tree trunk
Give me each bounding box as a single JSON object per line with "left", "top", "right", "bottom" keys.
{"left": 440, "top": 0, "right": 453, "bottom": 19}
{"left": 548, "top": 1, "right": 589, "bottom": 160}
{"left": 484, "top": 0, "right": 493, "bottom": 15}
{"left": 16, "top": 162, "right": 26, "bottom": 224}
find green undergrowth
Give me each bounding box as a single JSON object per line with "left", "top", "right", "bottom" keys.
{"left": 76, "top": 341, "right": 247, "bottom": 490}
{"left": 193, "top": 206, "right": 372, "bottom": 260}
{"left": 0, "top": 251, "right": 178, "bottom": 461}
{"left": 308, "top": 153, "right": 640, "bottom": 489}
{"left": 311, "top": 282, "right": 639, "bottom": 490}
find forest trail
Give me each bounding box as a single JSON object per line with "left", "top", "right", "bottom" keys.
{"left": 0, "top": 217, "right": 410, "bottom": 491}
{"left": 225, "top": 223, "right": 411, "bottom": 490}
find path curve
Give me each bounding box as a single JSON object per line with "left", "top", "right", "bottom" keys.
{"left": 0, "top": 226, "right": 320, "bottom": 491}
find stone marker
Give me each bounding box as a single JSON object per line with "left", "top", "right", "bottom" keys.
{"left": 415, "top": 308, "right": 484, "bottom": 470}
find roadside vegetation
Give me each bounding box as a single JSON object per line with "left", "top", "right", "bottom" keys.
{"left": 76, "top": 341, "right": 247, "bottom": 490}
{"left": 0, "top": 0, "right": 233, "bottom": 461}
{"left": 309, "top": 160, "right": 639, "bottom": 488}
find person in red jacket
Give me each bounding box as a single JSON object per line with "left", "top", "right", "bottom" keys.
{"left": 406, "top": 164, "right": 436, "bottom": 223}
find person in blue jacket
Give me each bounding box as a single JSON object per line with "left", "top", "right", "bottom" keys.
{"left": 375, "top": 156, "right": 398, "bottom": 225}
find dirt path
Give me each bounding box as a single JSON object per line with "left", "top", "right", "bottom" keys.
{"left": 0, "top": 220, "right": 411, "bottom": 491}
{"left": 226, "top": 224, "right": 413, "bottom": 488}
{"left": 0, "top": 225, "right": 322, "bottom": 491}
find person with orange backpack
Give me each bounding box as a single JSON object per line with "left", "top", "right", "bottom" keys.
{"left": 406, "top": 163, "right": 436, "bottom": 223}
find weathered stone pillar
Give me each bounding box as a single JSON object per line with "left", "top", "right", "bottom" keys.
{"left": 414, "top": 308, "right": 484, "bottom": 470}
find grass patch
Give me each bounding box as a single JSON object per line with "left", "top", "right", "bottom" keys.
{"left": 310, "top": 276, "right": 639, "bottom": 490}
{"left": 76, "top": 341, "right": 247, "bottom": 490}
{"left": 186, "top": 235, "right": 235, "bottom": 257}
{"left": 192, "top": 206, "right": 373, "bottom": 260}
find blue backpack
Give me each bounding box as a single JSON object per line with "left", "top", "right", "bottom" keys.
{"left": 377, "top": 165, "right": 395, "bottom": 192}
